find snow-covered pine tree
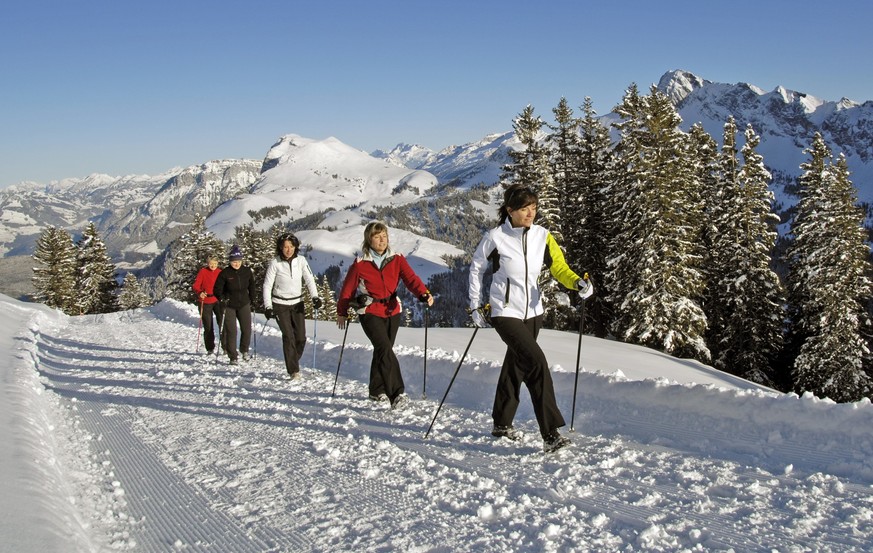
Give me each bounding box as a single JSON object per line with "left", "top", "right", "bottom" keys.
{"left": 501, "top": 105, "right": 549, "bottom": 194}
{"left": 703, "top": 118, "right": 740, "bottom": 366}
{"left": 706, "top": 120, "right": 785, "bottom": 385}
{"left": 317, "top": 274, "right": 337, "bottom": 321}
{"left": 787, "top": 134, "right": 873, "bottom": 402}
{"left": 607, "top": 84, "right": 709, "bottom": 361}
{"left": 573, "top": 97, "right": 615, "bottom": 338}
{"left": 539, "top": 97, "right": 582, "bottom": 330}
{"left": 75, "top": 222, "right": 118, "bottom": 314}
{"left": 164, "top": 214, "right": 226, "bottom": 302}
{"left": 233, "top": 224, "right": 273, "bottom": 312}
{"left": 118, "top": 272, "right": 151, "bottom": 310}
{"left": 32, "top": 226, "right": 77, "bottom": 313}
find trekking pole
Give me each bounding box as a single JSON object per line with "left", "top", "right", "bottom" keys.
{"left": 196, "top": 300, "right": 204, "bottom": 353}
{"left": 331, "top": 310, "right": 352, "bottom": 398}
{"left": 312, "top": 308, "right": 318, "bottom": 369}
{"left": 254, "top": 315, "right": 270, "bottom": 359}
{"left": 570, "top": 273, "right": 590, "bottom": 433}
{"left": 424, "top": 307, "right": 485, "bottom": 439}
{"left": 422, "top": 306, "right": 429, "bottom": 399}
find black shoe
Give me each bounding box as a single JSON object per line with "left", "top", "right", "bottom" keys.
{"left": 229, "top": 358, "right": 239, "bottom": 366}
{"left": 491, "top": 425, "right": 521, "bottom": 441}
{"left": 543, "top": 431, "right": 571, "bottom": 453}
{"left": 368, "top": 393, "right": 389, "bottom": 402}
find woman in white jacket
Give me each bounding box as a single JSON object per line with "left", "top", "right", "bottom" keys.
{"left": 263, "top": 233, "right": 322, "bottom": 380}
{"left": 469, "top": 185, "right": 592, "bottom": 453}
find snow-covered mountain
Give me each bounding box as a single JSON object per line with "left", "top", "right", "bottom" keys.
{"left": 2, "top": 69, "right": 872, "bottom": 280}
{"left": 202, "top": 134, "right": 463, "bottom": 281}
{"left": 0, "top": 160, "right": 261, "bottom": 266}
{"left": 656, "top": 69, "right": 873, "bottom": 206}
{"left": 372, "top": 131, "right": 520, "bottom": 191}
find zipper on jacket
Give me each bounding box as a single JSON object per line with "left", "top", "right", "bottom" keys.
{"left": 522, "top": 227, "right": 530, "bottom": 320}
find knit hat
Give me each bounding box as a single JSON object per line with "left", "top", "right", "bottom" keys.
{"left": 228, "top": 244, "right": 243, "bottom": 261}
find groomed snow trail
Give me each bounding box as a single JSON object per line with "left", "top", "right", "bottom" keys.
{"left": 32, "top": 304, "right": 873, "bottom": 552}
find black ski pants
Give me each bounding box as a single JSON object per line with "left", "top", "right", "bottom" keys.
{"left": 221, "top": 303, "right": 252, "bottom": 361}
{"left": 274, "top": 302, "right": 307, "bottom": 376}
{"left": 200, "top": 302, "right": 224, "bottom": 353}
{"left": 359, "top": 313, "right": 404, "bottom": 401}
{"left": 490, "top": 314, "right": 565, "bottom": 439}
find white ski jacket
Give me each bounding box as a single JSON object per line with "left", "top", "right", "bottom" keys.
{"left": 262, "top": 255, "right": 319, "bottom": 309}
{"left": 469, "top": 220, "right": 581, "bottom": 320}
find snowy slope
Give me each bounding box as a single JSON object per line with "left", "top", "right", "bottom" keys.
{"left": 4, "top": 294, "right": 873, "bottom": 552}
{"left": 206, "top": 134, "right": 439, "bottom": 241}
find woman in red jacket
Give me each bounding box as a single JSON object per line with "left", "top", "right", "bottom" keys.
{"left": 337, "top": 221, "right": 434, "bottom": 409}
{"left": 193, "top": 255, "right": 224, "bottom": 355}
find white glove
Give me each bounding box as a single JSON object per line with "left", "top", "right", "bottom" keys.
{"left": 471, "top": 309, "right": 488, "bottom": 328}
{"left": 578, "top": 278, "right": 594, "bottom": 300}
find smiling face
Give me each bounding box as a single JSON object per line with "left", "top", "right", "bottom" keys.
{"left": 508, "top": 202, "right": 537, "bottom": 228}
{"left": 281, "top": 240, "right": 296, "bottom": 260}
{"left": 368, "top": 231, "right": 388, "bottom": 255}
{"left": 207, "top": 258, "right": 219, "bottom": 270}
{"left": 230, "top": 259, "right": 242, "bottom": 269}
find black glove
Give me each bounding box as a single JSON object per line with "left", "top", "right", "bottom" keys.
{"left": 312, "top": 297, "right": 323, "bottom": 310}
{"left": 264, "top": 307, "right": 274, "bottom": 320}
{"left": 418, "top": 293, "right": 432, "bottom": 303}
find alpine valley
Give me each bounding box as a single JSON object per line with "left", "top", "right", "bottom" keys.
{"left": 2, "top": 69, "right": 872, "bottom": 300}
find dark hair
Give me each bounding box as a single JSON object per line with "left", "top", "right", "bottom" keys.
{"left": 498, "top": 185, "right": 538, "bottom": 224}
{"left": 275, "top": 233, "right": 300, "bottom": 258}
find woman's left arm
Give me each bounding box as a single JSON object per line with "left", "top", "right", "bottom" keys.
{"left": 545, "top": 232, "right": 583, "bottom": 289}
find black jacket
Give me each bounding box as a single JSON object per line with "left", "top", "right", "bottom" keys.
{"left": 213, "top": 265, "right": 256, "bottom": 309}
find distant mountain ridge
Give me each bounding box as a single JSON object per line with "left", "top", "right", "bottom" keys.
{"left": 2, "top": 69, "right": 872, "bottom": 277}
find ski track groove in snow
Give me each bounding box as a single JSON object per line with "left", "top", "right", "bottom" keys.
{"left": 26, "top": 306, "right": 873, "bottom": 552}
{"left": 37, "top": 338, "right": 300, "bottom": 551}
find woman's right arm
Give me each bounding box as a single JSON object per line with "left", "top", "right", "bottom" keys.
{"left": 468, "top": 233, "right": 493, "bottom": 311}
{"left": 262, "top": 259, "right": 277, "bottom": 310}
{"left": 336, "top": 262, "right": 359, "bottom": 328}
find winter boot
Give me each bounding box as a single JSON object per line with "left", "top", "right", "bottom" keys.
{"left": 491, "top": 424, "right": 521, "bottom": 441}
{"left": 390, "top": 394, "right": 410, "bottom": 410}
{"left": 543, "top": 431, "right": 571, "bottom": 453}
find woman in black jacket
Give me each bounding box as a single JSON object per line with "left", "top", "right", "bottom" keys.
{"left": 213, "top": 244, "right": 256, "bottom": 365}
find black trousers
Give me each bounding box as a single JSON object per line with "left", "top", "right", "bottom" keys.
{"left": 359, "top": 313, "right": 403, "bottom": 401}
{"left": 491, "top": 315, "right": 565, "bottom": 439}
{"left": 200, "top": 302, "right": 224, "bottom": 352}
{"left": 274, "top": 302, "right": 306, "bottom": 375}
{"left": 221, "top": 304, "right": 252, "bottom": 361}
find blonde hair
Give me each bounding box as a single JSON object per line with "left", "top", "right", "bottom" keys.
{"left": 361, "top": 221, "right": 389, "bottom": 256}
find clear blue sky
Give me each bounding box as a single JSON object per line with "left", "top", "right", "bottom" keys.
{"left": 2, "top": 0, "right": 871, "bottom": 187}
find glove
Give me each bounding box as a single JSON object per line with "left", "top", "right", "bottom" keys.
{"left": 264, "top": 307, "right": 274, "bottom": 320}
{"left": 312, "top": 297, "right": 323, "bottom": 310}
{"left": 471, "top": 309, "right": 488, "bottom": 328}
{"left": 578, "top": 278, "right": 594, "bottom": 300}
{"left": 418, "top": 292, "right": 432, "bottom": 304}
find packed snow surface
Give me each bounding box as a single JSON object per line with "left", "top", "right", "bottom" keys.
{"left": 3, "top": 294, "right": 873, "bottom": 552}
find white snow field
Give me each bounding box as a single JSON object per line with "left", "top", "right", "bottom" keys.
{"left": 3, "top": 294, "right": 873, "bottom": 552}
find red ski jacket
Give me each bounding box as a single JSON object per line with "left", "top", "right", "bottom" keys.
{"left": 193, "top": 267, "right": 221, "bottom": 304}
{"left": 337, "top": 249, "right": 428, "bottom": 318}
